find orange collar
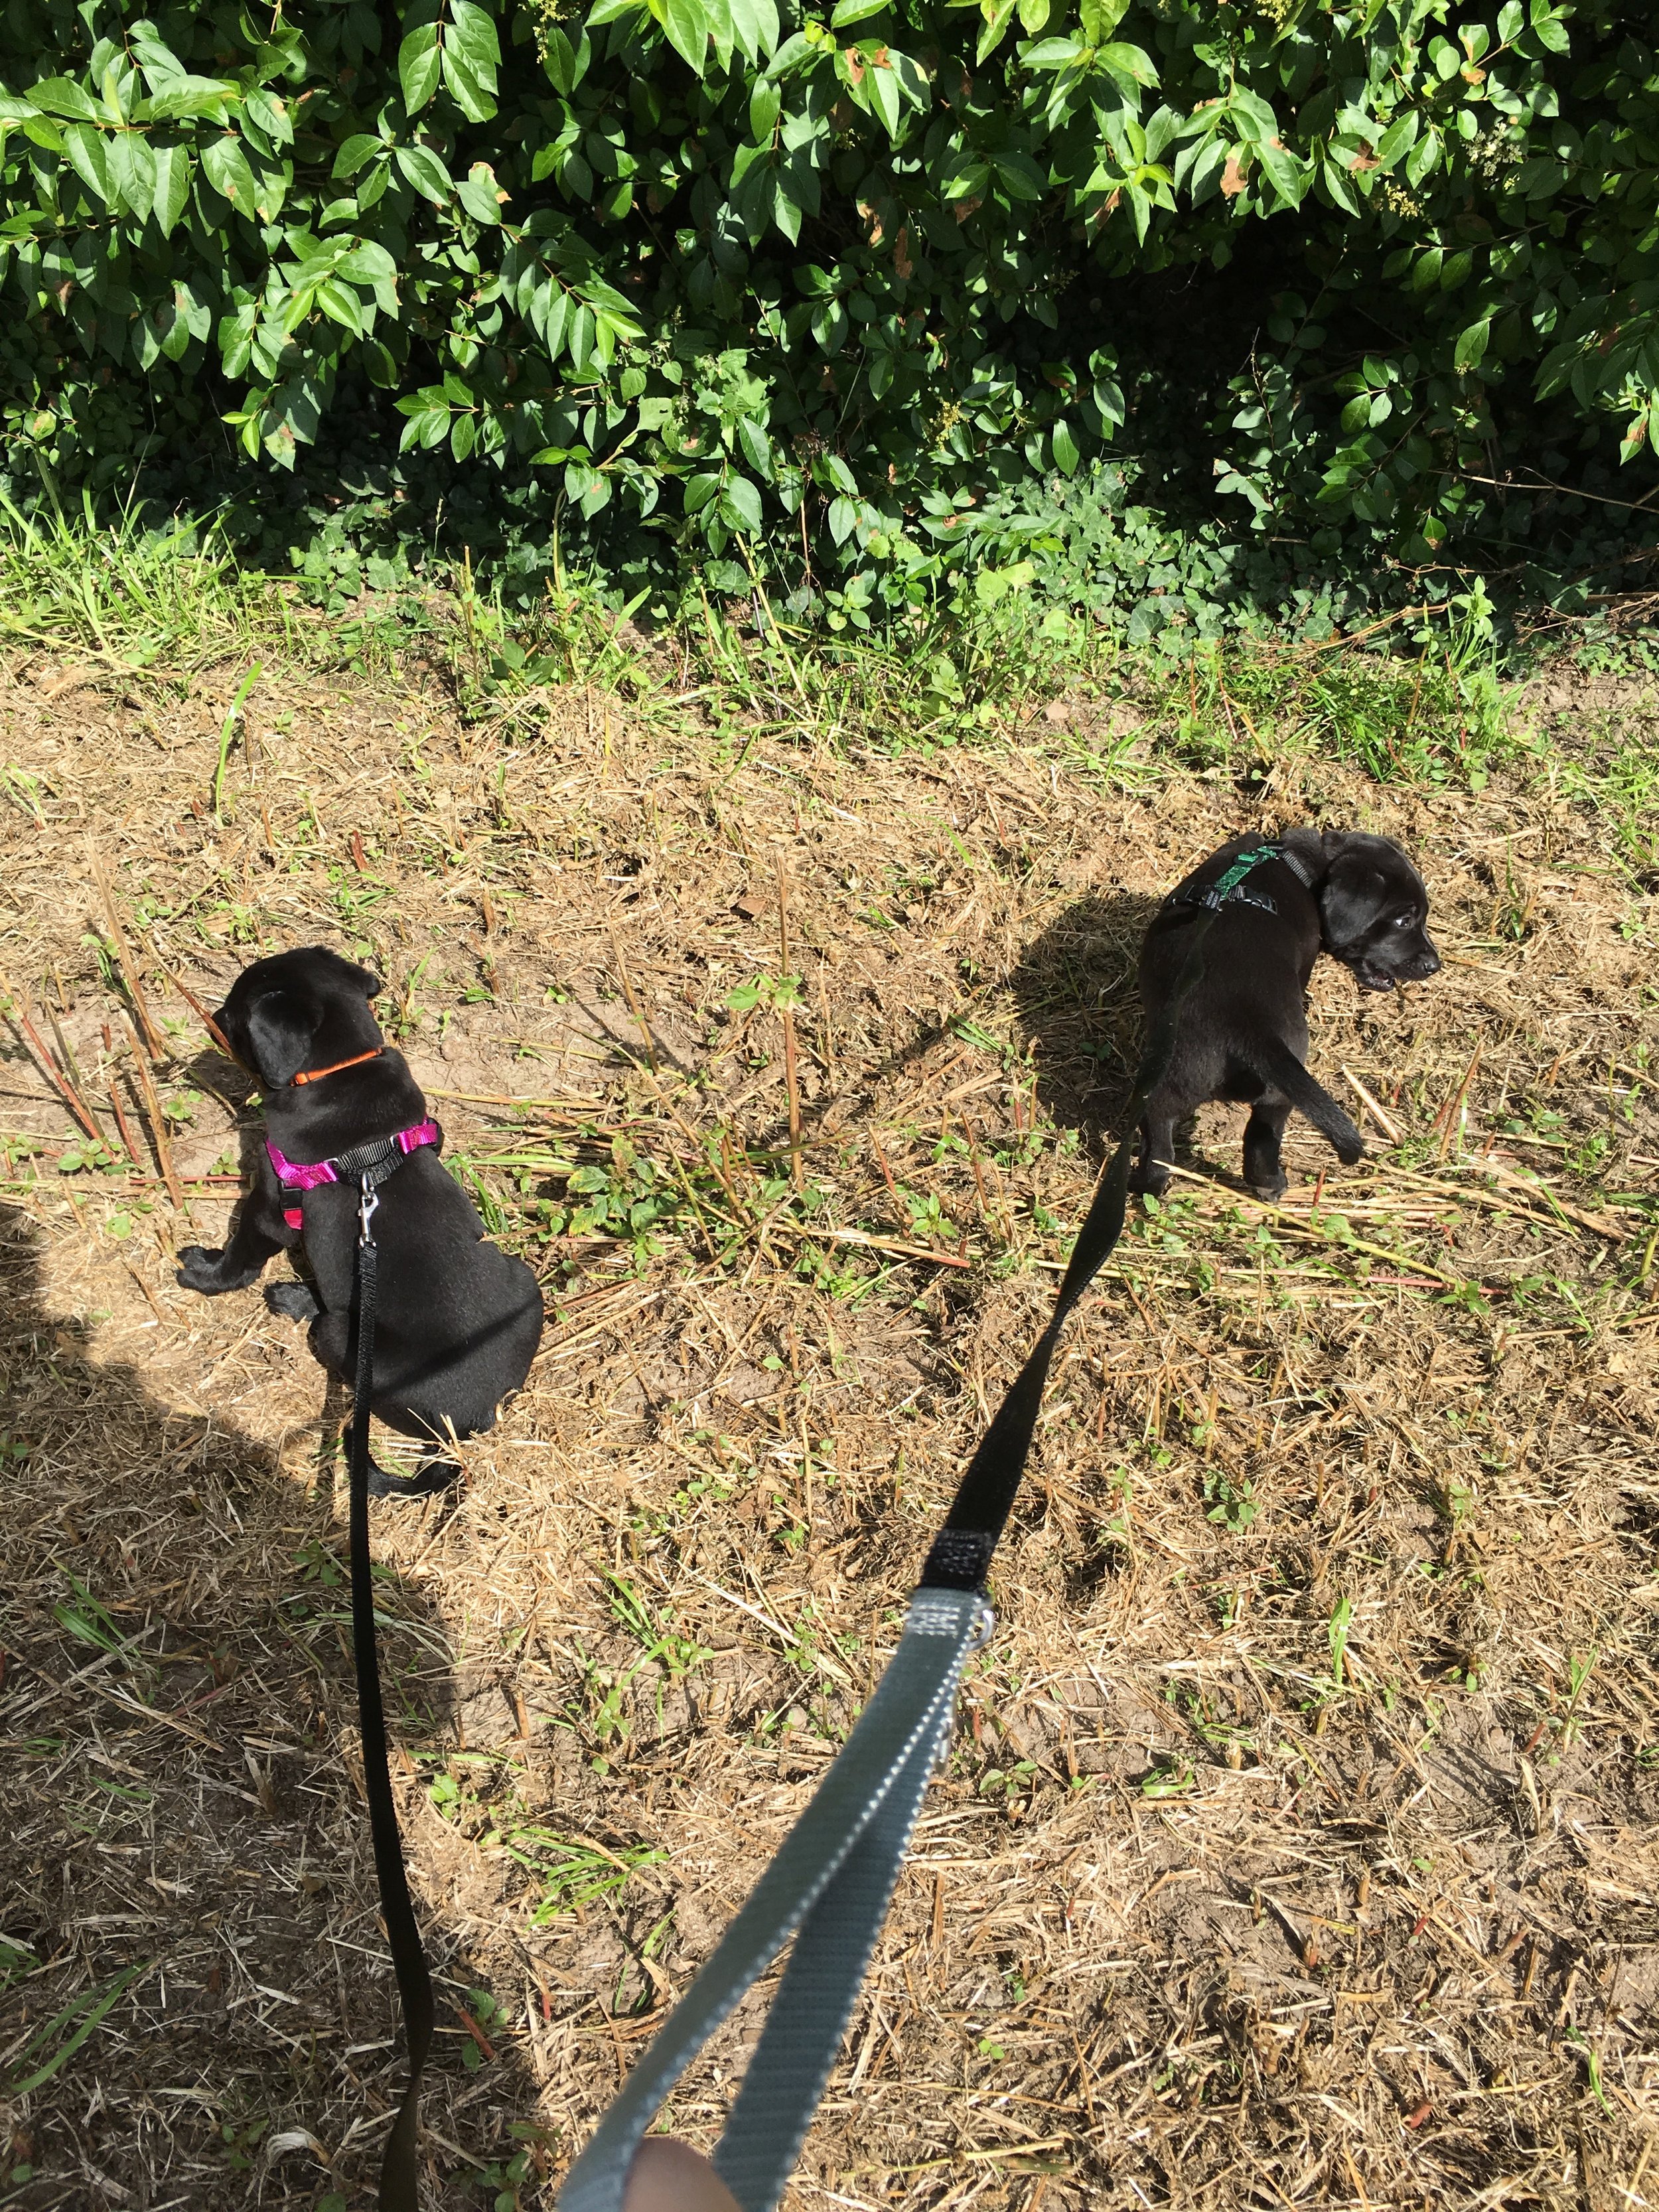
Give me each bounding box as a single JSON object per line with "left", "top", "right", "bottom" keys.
{"left": 291, "top": 1047, "right": 384, "bottom": 1087}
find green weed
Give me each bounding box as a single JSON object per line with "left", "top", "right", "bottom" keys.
{"left": 1202, "top": 1469, "right": 1258, "bottom": 1535}
{"left": 4, "top": 1962, "right": 149, "bottom": 2099}
{"left": 0, "top": 479, "right": 278, "bottom": 676}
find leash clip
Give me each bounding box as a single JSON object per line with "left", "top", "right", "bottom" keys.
{"left": 358, "top": 1173, "right": 380, "bottom": 1245}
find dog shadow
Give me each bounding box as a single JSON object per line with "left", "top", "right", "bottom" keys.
{"left": 0, "top": 1202, "right": 552, "bottom": 2205}
{"left": 1009, "top": 890, "right": 1162, "bottom": 1152}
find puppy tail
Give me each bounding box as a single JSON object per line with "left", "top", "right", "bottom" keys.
{"left": 1242, "top": 1037, "right": 1366, "bottom": 1165}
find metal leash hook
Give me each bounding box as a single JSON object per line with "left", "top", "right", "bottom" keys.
{"left": 359, "top": 1172, "right": 380, "bottom": 1245}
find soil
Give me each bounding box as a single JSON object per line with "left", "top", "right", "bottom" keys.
{"left": 0, "top": 648, "right": 1656, "bottom": 2210}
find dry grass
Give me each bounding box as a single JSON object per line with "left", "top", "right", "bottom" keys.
{"left": 0, "top": 637, "right": 1657, "bottom": 2212}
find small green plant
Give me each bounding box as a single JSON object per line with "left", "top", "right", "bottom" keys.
{"left": 1202, "top": 1469, "right": 1258, "bottom": 1534}
{"left": 215, "top": 2116, "right": 268, "bottom": 2174}
{"left": 571, "top": 1570, "right": 713, "bottom": 1761}
{"left": 464, "top": 2122, "right": 555, "bottom": 2211}
{"left": 1139, "top": 1755, "right": 1195, "bottom": 1800}
{"left": 977, "top": 1760, "right": 1037, "bottom": 1803}
{"left": 460, "top": 1989, "right": 507, "bottom": 2073}
{"left": 427, "top": 1765, "right": 666, "bottom": 1919}
{"left": 561, "top": 1137, "right": 681, "bottom": 1262}
{"left": 54, "top": 1138, "right": 123, "bottom": 1175}
{"left": 725, "top": 972, "right": 803, "bottom": 1015}
{"left": 1561, "top": 1648, "right": 1600, "bottom": 1747}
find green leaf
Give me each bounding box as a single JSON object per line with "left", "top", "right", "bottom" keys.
{"left": 1051, "top": 417, "right": 1079, "bottom": 473}
{"left": 1374, "top": 110, "right": 1419, "bottom": 167}
{"left": 1256, "top": 139, "right": 1307, "bottom": 208}
{"left": 7, "top": 1964, "right": 149, "bottom": 2098}
{"left": 721, "top": 474, "right": 763, "bottom": 531}
{"left": 662, "top": 0, "right": 710, "bottom": 70}
{"left": 1096, "top": 40, "right": 1157, "bottom": 87}
{"left": 202, "top": 134, "right": 259, "bottom": 217}
{"left": 443, "top": 45, "right": 498, "bottom": 122}
{"left": 865, "top": 58, "right": 900, "bottom": 135}
{"left": 1528, "top": 0, "right": 1569, "bottom": 51}
{"left": 1021, "top": 36, "right": 1086, "bottom": 66}
{"left": 684, "top": 471, "right": 721, "bottom": 513}
{"left": 457, "top": 161, "right": 506, "bottom": 222}
{"left": 749, "top": 78, "right": 780, "bottom": 139}
{"left": 144, "top": 75, "right": 236, "bottom": 121}
{"left": 449, "top": 1, "right": 503, "bottom": 74}
{"left": 976, "top": 0, "right": 1019, "bottom": 64}
{"left": 25, "top": 76, "right": 100, "bottom": 122}
{"left": 62, "top": 122, "right": 111, "bottom": 204}
{"left": 734, "top": 0, "right": 780, "bottom": 58}
{"left": 394, "top": 143, "right": 453, "bottom": 202}
{"left": 151, "top": 143, "right": 190, "bottom": 235}
{"left": 737, "top": 415, "right": 772, "bottom": 477}
{"left": 106, "top": 129, "right": 156, "bottom": 220}
{"left": 398, "top": 23, "right": 441, "bottom": 112}
{"left": 831, "top": 0, "right": 889, "bottom": 22}
{"left": 315, "top": 277, "right": 365, "bottom": 336}
{"left": 1454, "top": 318, "right": 1490, "bottom": 370}
{"left": 332, "top": 133, "right": 384, "bottom": 179}
{"left": 1405, "top": 129, "right": 1440, "bottom": 186}
{"left": 993, "top": 149, "right": 1046, "bottom": 200}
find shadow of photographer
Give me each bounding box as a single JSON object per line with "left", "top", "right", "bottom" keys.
{"left": 0, "top": 1199, "right": 553, "bottom": 2208}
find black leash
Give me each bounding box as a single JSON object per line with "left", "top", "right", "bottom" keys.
{"left": 347, "top": 1174, "right": 433, "bottom": 2211}
{"left": 918, "top": 850, "right": 1293, "bottom": 1585}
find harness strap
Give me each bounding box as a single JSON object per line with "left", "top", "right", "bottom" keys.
{"left": 556, "top": 901, "right": 1228, "bottom": 2212}
{"left": 1169, "top": 839, "right": 1317, "bottom": 918}
{"left": 348, "top": 1178, "right": 433, "bottom": 2212}
{"left": 269, "top": 1120, "right": 440, "bottom": 1233}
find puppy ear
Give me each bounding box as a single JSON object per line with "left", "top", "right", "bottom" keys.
{"left": 1319, "top": 853, "right": 1387, "bottom": 954}
{"left": 244, "top": 987, "right": 324, "bottom": 1087}
{"left": 310, "top": 946, "right": 383, "bottom": 999}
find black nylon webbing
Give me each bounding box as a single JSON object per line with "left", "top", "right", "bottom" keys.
{"left": 921, "top": 903, "right": 1221, "bottom": 1587}
{"left": 348, "top": 1205, "right": 433, "bottom": 2208}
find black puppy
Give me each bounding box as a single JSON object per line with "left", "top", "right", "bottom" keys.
{"left": 1131, "top": 828, "right": 1440, "bottom": 1200}
{"left": 177, "top": 947, "right": 544, "bottom": 1494}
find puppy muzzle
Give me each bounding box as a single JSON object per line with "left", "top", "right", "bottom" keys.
{"left": 1350, "top": 958, "right": 1399, "bottom": 992}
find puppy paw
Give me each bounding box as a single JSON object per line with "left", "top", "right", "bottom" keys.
{"left": 265, "top": 1280, "right": 321, "bottom": 1322}
{"left": 1247, "top": 1174, "right": 1288, "bottom": 1201}
{"left": 366, "top": 1455, "right": 462, "bottom": 1500}
{"left": 177, "top": 1244, "right": 229, "bottom": 1293}
{"left": 1336, "top": 1141, "right": 1366, "bottom": 1167}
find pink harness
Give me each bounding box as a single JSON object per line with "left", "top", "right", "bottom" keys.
{"left": 267, "top": 1120, "right": 441, "bottom": 1231}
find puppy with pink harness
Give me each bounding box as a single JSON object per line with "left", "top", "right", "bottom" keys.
{"left": 177, "top": 946, "right": 543, "bottom": 1497}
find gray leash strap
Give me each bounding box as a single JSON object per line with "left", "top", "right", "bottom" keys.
{"left": 556, "top": 1587, "right": 989, "bottom": 2212}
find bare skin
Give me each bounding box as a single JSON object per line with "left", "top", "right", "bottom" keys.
{"left": 621, "top": 2140, "right": 742, "bottom": 2212}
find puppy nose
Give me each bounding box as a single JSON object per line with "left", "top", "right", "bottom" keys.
{"left": 1416, "top": 949, "right": 1441, "bottom": 976}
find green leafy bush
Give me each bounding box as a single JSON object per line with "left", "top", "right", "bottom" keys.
{"left": 0, "top": 0, "right": 1652, "bottom": 622}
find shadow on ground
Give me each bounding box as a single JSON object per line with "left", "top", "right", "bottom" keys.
{"left": 0, "top": 1203, "right": 547, "bottom": 2209}
{"left": 1008, "top": 889, "right": 1161, "bottom": 1148}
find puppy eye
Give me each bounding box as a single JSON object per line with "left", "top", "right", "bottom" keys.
{"left": 1392, "top": 915, "right": 1415, "bottom": 927}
